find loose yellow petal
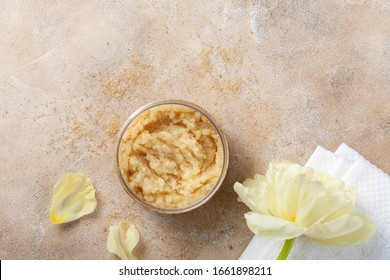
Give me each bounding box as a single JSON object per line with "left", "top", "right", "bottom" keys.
{"left": 106, "top": 221, "right": 139, "bottom": 260}
{"left": 50, "top": 173, "right": 97, "bottom": 224}
{"left": 245, "top": 212, "right": 306, "bottom": 240}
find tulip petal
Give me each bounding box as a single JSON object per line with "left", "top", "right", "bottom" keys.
{"left": 107, "top": 226, "right": 128, "bottom": 260}
{"left": 305, "top": 215, "right": 363, "bottom": 239}
{"left": 234, "top": 175, "right": 270, "bottom": 215}
{"left": 265, "top": 161, "right": 312, "bottom": 220}
{"left": 265, "top": 161, "right": 304, "bottom": 183}
{"left": 50, "top": 173, "right": 97, "bottom": 224}
{"left": 295, "top": 180, "right": 356, "bottom": 228}
{"left": 275, "top": 174, "right": 305, "bottom": 222}
{"left": 245, "top": 212, "right": 306, "bottom": 240}
{"left": 107, "top": 221, "right": 139, "bottom": 260}
{"left": 310, "top": 214, "right": 376, "bottom": 246}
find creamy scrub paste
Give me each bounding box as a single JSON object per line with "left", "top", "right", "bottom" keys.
{"left": 118, "top": 103, "right": 224, "bottom": 209}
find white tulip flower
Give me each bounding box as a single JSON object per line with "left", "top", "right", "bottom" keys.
{"left": 234, "top": 161, "right": 376, "bottom": 259}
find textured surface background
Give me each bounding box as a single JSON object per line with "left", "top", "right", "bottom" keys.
{"left": 1, "top": 0, "right": 389, "bottom": 259}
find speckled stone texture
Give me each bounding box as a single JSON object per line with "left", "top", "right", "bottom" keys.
{"left": 1, "top": 0, "right": 389, "bottom": 259}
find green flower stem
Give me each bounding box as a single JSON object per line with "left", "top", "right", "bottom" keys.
{"left": 277, "top": 238, "right": 296, "bottom": 260}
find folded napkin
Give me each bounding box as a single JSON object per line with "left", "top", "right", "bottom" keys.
{"left": 239, "top": 144, "right": 390, "bottom": 260}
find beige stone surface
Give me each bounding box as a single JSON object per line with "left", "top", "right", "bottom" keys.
{"left": 1, "top": 0, "right": 389, "bottom": 259}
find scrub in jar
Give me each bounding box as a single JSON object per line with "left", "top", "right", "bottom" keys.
{"left": 118, "top": 103, "right": 224, "bottom": 209}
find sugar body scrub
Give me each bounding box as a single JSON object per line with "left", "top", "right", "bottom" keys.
{"left": 117, "top": 101, "right": 229, "bottom": 213}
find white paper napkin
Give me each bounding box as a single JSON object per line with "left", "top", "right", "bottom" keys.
{"left": 239, "top": 144, "right": 390, "bottom": 260}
